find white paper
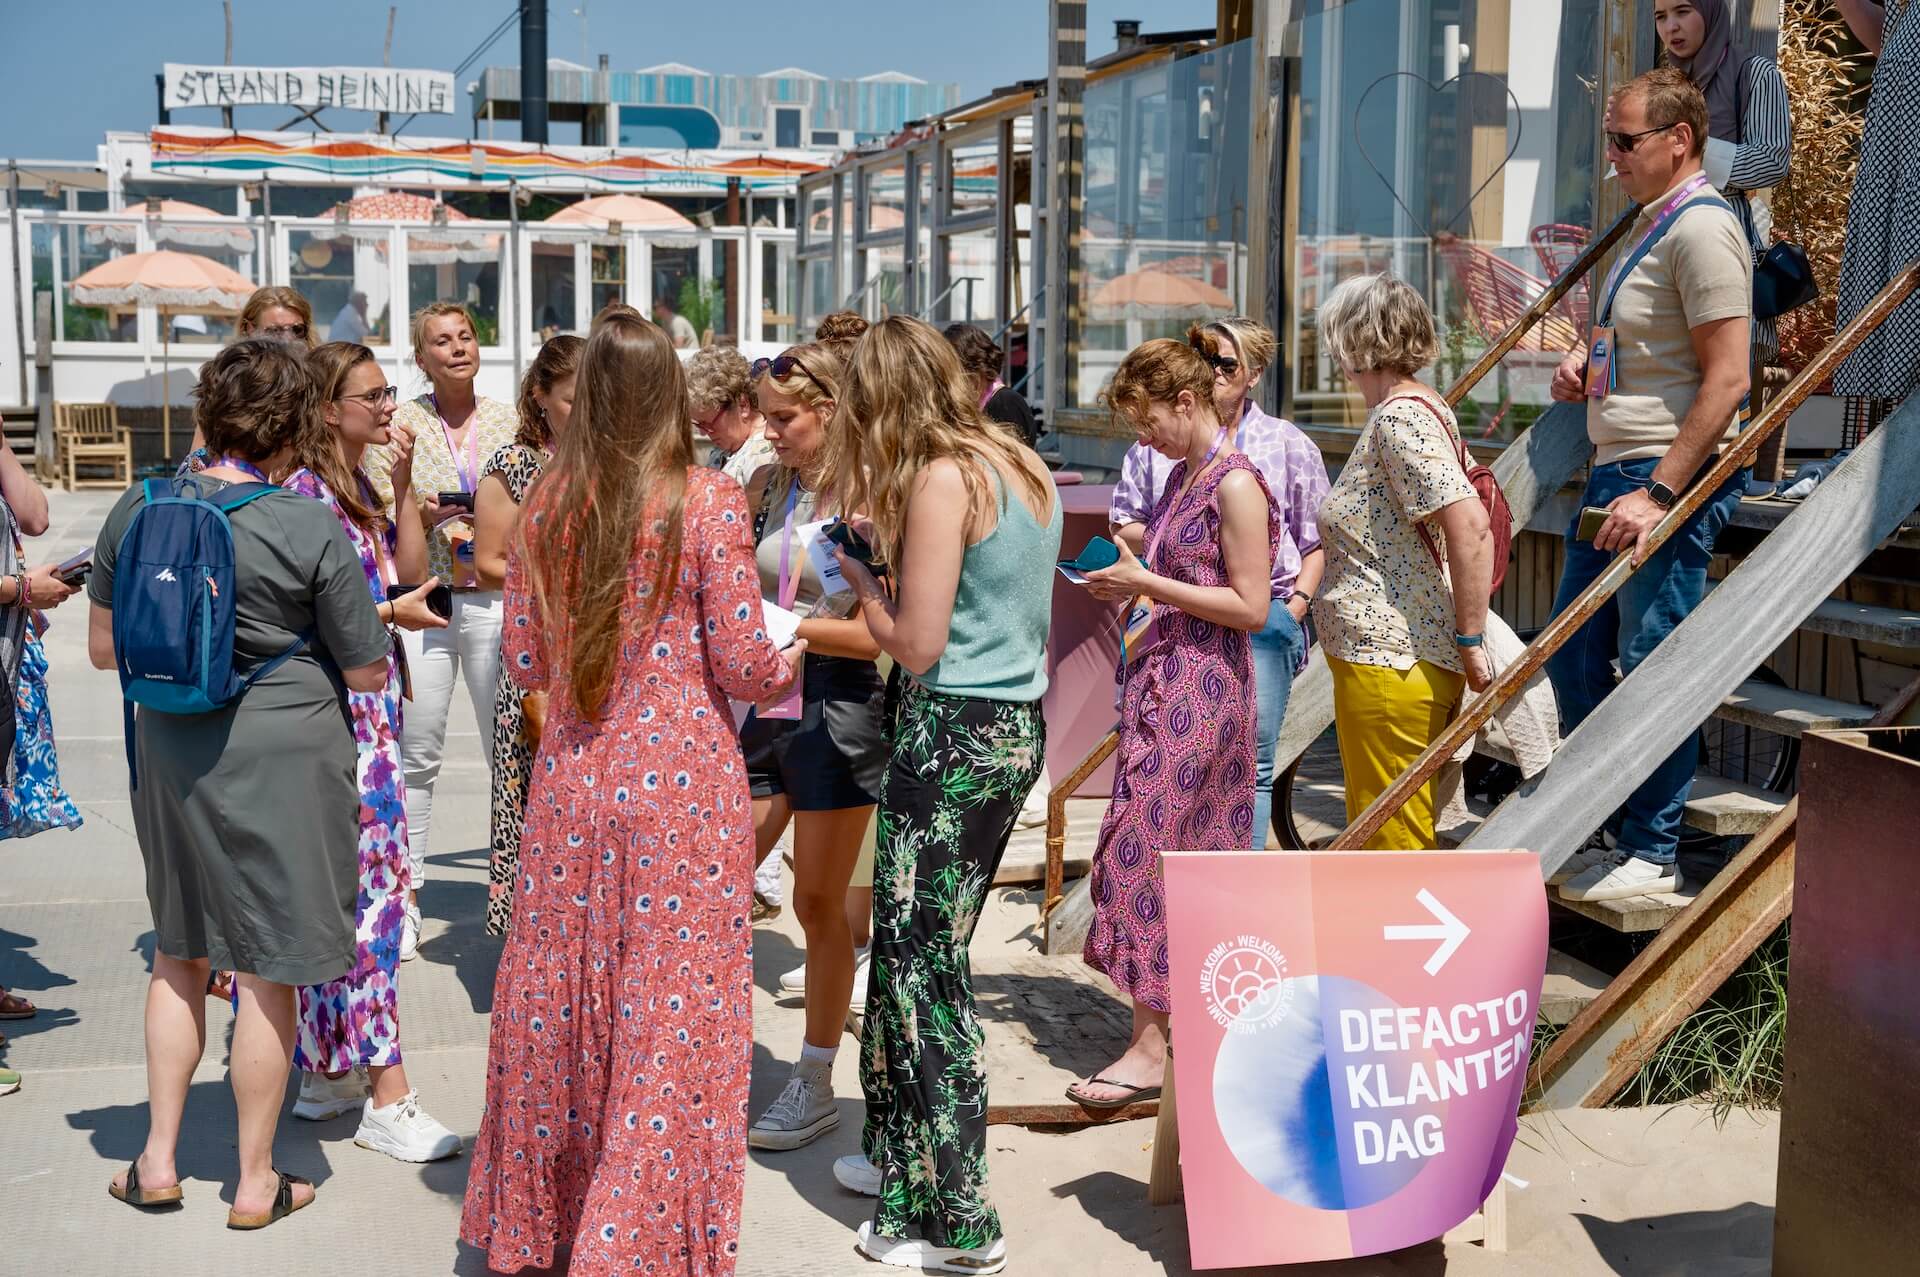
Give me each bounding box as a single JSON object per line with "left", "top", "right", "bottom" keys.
{"left": 1056, "top": 564, "right": 1093, "bottom": 585}
{"left": 797, "top": 518, "right": 852, "bottom": 597}
{"left": 761, "top": 598, "right": 803, "bottom": 650}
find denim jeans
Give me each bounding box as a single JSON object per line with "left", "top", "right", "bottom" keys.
{"left": 1544, "top": 457, "right": 1747, "bottom": 865}
{"left": 1250, "top": 598, "right": 1309, "bottom": 848}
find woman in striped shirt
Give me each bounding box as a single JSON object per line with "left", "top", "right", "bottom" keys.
{"left": 1655, "top": 0, "right": 1792, "bottom": 361}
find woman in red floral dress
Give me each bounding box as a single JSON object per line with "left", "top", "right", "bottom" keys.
{"left": 460, "top": 311, "right": 803, "bottom": 1275}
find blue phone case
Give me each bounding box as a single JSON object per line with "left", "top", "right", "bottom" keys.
{"left": 1062, "top": 536, "right": 1121, "bottom": 573}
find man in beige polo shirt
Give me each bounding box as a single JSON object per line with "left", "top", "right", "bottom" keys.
{"left": 1544, "top": 67, "right": 1753, "bottom": 903}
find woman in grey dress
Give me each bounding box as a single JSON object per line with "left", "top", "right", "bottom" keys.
{"left": 86, "top": 340, "right": 394, "bottom": 1228}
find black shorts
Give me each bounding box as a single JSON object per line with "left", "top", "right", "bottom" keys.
{"left": 741, "top": 654, "right": 887, "bottom": 810}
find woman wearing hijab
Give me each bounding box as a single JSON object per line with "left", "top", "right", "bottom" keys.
{"left": 1654, "top": 0, "right": 1792, "bottom": 362}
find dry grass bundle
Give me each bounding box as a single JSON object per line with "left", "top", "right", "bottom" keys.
{"left": 1772, "top": 1, "right": 1877, "bottom": 375}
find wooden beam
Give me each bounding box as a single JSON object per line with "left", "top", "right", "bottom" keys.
{"left": 1244, "top": 0, "right": 1292, "bottom": 390}
{"left": 1043, "top": 1, "right": 1087, "bottom": 421}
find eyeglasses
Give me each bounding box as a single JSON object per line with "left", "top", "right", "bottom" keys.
{"left": 258, "top": 323, "right": 309, "bottom": 340}
{"left": 1606, "top": 123, "right": 1677, "bottom": 154}
{"left": 336, "top": 385, "right": 400, "bottom": 408}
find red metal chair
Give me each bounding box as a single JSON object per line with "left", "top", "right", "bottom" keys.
{"left": 1530, "top": 222, "right": 1595, "bottom": 333}
{"left": 1434, "top": 233, "right": 1579, "bottom": 436}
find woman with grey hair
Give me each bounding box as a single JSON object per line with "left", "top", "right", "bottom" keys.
{"left": 1310, "top": 274, "right": 1494, "bottom": 850}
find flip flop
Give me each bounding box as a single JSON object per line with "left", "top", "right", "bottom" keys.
{"left": 226, "top": 1170, "right": 313, "bottom": 1230}
{"left": 1065, "top": 1077, "right": 1162, "bottom": 1111}
{"left": 0, "top": 991, "right": 36, "bottom": 1020}
{"left": 107, "top": 1160, "right": 184, "bottom": 1210}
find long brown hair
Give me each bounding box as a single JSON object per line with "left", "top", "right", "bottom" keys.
{"left": 297, "top": 342, "right": 386, "bottom": 530}
{"left": 520, "top": 313, "right": 694, "bottom": 719}
{"left": 237, "top": 286, "right": 317, "bottom": 350}
{"left": 835, "top": 316, "right": 1049, "bottom": 568}
{"left": 515, "top": 334, "right": 584, "bottom": 450}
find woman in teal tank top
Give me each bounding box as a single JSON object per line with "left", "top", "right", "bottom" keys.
{"left": 826, "top": 316, "right": 1060, "bottom": 1274}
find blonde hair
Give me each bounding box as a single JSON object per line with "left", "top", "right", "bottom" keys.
{"left": 756, "top": 341, "right": 845, "bottom": 501}
{"left": 1316, "top": 274, "right": 1439, "bottom": 378}
{"left": 1101, "top": 338, "right": 1218, "bottom": 429}
{"left": 835, "top": 316, "right": 1049, "bottom": 569}
{"left": 814, "top": 310, "right": 869, "bottom": 353}
{"left": 409, "top": 300, "right": 474, "bottom": 355}
{"left": 520, "top": 313, "right": 695, "bottom": 720}
{"left": 1190, "top": 315, "right": 1277, "bottom": 374}
{"left": 237, "top": 286, "right": 316, "bottom": 350}
{"left": 685, "top": 345, "right": 753, "bottom": 416}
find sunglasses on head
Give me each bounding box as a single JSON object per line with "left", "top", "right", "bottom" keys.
{"left": 260, "top": 323, "right": 309, "bottom": 340}
{"left": 1188, "top": 326, "right": 1241, "bottom": 377}
{"left": 1606, "top": 122, "right": 1677, "bottom": 153}
{"left": 769, "top": 351, "right": 823, "bottom": 392}
{"left": 749, "top": 357, "right": 772, "bottom": 378}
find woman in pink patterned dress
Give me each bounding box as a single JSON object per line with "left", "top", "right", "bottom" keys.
{"left": 460, "top": 312, "right": 803, "bottom": 1275}
{"left": 280, "top": 342, "right": 463, "bottom": 1161}
{"left": 1071, "top": 338, "right": 1279, "bottom": 1110}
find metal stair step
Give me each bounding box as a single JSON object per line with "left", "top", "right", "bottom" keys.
{"left": 1716, "top": 680, "right": 1876, "bottom": 737}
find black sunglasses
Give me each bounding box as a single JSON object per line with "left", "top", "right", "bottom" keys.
{"left": 749, "top": 357, "right": 772, "bottom": 378}
{"left": 769, "top": 351, "right": 824, "bottom": 393}
{"left": 1606, "top": 122, "right": 1677, "bottom": 153}
{"left": 259, "top": 322, "right": 310, "bottom": 340}
{"left": 1188, "top": 326, "right": 1241, "bottom": 377}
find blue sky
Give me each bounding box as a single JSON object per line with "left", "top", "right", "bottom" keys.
{"left": 1, "top": 0, "right": 1208, "bottom": 158}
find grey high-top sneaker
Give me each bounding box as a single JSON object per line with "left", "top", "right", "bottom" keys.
{"left": 748, "top": 1056, "right": 838, "bottom": 1151}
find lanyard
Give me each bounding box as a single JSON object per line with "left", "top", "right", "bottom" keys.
{"left": 776, "top": 478, "right": 803, "bottom": 611}
{"left": 1599, "top": 173, "right": 1712, "bottom": 324}
{"left": 1142, "top": 424, "right": 1230, "bottom": 574}
{"left": 212, "top": 456, "right": 269, "bottom": 482}
{"left": 432, "top": 394, "right": 482, "bottom": 491}
{"left": 980, "top": 378, "right": 1004, "bottom": 409}
{"left": 1121, "top": 424, "right": 1230, "bottom": 683}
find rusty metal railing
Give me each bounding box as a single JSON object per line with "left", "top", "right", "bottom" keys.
{"left": 1330, "top": 260, "right": 1920, "bottom": 850}
{"left": 1039, "top": 207, "right": 1644, "bottom": 928}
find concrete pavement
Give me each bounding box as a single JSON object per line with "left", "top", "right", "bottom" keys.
{"left": 0, "top": 488, "right": 1782, "bottom": 1276}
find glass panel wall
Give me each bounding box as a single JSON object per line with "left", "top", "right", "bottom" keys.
{"left": 1292, "top": 0, "right": 1602, "bottom": 443}
{"left": 651, "top": 241, "right": 701, "bottom": 337}
{"left": 940, "top": 229, "right": 995, "bottom": 325}
{"left": 947, "top": 138, "right": 999, "bottom": 218}
{"left": 529, "top": 237, "right": 578, "bottom": 334}
{"left": 291, "top": 227, "right": 394, "bottom": 345}
{"left": 406, "top": 229, "right": 503, "bottom": 346}
{"left": 761, "top": 239, "right": 798, "bottom": 345}
{"left": 1072, "top": 39, "right": 1253, "bottom": 408}
{"left": 590, "top": 242, "right": 626, "bottom": 317}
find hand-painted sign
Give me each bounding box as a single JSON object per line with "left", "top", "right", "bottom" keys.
{"left": 1164, "top": 850, "right": 1547, "bottom": 1268}
{"left": 162, "top": 65, "right": 455, "bottom": 115}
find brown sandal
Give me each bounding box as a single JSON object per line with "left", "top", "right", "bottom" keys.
{"left": 0, "top": 990, "right": 35, "bottom": 1020}
{"left": 226, "top": 1170, "right": 313, "bottom": 1230}
{"left": 107, "top": 1160, "right": 184, "bottom": 1210}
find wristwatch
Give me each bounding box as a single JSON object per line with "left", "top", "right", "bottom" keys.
{"left": 1646, "top": 480, "right": 1678, "bottom": 510}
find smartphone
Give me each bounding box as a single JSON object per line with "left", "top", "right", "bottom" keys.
{"left": 387, "top": 580, "right": 454, "bottom": 620}
{"left": 824, "top": 518, "right": 888, "bottom": 577}
{"left": 54, "top": 549, "right": 92, "bottom": 587}
{"left": 1577, "top": 506, "right": 1611, "bottom": 542}
{"left": 437, "top": 490, "right": 476, "bottom": 512}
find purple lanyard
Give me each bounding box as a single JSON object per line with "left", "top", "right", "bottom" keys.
{"left": 1599, "top": 172, "right": 1711, "bottom": 314}
{"left": 432, "top": 395, "right": 481, "bottom": 491}
{"left": 211, "top": 456, "right": 269, "bottom": 482}
{"left": 776, "top": 479, "right": 803, "bottom": 610}
{"left": 1143, "top": 424, "right": 1230, "bottom": 572}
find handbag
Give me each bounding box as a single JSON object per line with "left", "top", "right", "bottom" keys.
{"left": 1753, "top": 241, "right": 1818, "bottom": 322}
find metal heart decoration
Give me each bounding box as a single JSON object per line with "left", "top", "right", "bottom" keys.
{"left": 1352, "top": 71, "right": 1524, "bottom": 242}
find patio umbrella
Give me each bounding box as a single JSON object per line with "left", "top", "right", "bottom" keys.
{"left": 69, "top": 249, "right": 254, "bottom": 458}
{"left": 808, "top": 201, "right": 905, "bottom": 235}
{"left": 325, "top": 192, "right": 499, "bottom": 264}
{"left": 1088, "top": 269, "right": 1235, "bottom": 320}
{"left": 547, "top": 194, "right": 696, "bottom": 232}
{"left": 86, "top": 200, "right": 256, "bottom": 254}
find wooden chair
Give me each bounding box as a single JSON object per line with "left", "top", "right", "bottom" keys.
{"left": 54, "top": 402, "right": 134, "bottom": 490}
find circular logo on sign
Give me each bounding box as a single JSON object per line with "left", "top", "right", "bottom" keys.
{"left": 1200, "top": 937, "right": 1294, "bottom": 1034}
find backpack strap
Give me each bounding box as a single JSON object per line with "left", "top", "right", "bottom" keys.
{"left": 236, "top": 627, "right": 316, "bottom": 694}
{"left": 211, "top": 482, "right": 279, "bottom": 514}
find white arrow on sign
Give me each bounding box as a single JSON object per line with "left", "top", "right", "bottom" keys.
{"left": 1384, "top": 888, "right": 1471, "bottom": 975}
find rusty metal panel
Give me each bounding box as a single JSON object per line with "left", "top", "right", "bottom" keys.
{"left": 1774, "top": 727, "right": 1920, "bottom": 1275}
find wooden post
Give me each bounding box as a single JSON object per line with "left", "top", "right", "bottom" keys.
{"left": 1043, "top": 1, "right": 1086, "bottom": 422}
{"left": 1594, "top": 0, "right": 1653, "bottom": 230}
{"left": 377, "top": 6, "right": 397, "bottom": 135}
{"left": 1244, "top": 0, "right": 1293, "bottom": 403}
{"left": 1146, "top": 1051, "right": 1181, "bottom": 1205}
{"left": 221, "top": 2, "right": 235, "bottom": 132}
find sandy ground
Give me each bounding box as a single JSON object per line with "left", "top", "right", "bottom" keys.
{"left": 0, "top": 489, "right": 1780, "bottom": 1275}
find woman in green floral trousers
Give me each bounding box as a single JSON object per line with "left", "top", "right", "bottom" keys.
{"left": 828, "top": 317, "right": 1062, "bottom": 1274}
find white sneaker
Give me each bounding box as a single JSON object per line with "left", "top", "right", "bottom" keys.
{"left": 1547, "top": 829, "right": 1618, "bottom": 886}
{"left": 833, "top": 1152, "right": 882, "bottom": 1196}
{"left": 354, "top": 1089, "right": 462, "bottom": 1162}
{"left": 748, "top": 1057, "right": 838, "bottom": 1150}
{"left": 1559, "top": 852, "right": 1679, "bottom": 903}
{"left": 856, "top": 1221, "right": 1006, "bottom": 1275}
{"left": 291, "top": 1066, "right": 370, "bottom": 1120}
{"left": 400, "top": 899, "right": 421, "bottom": 963}
{"left": 850, "top": 945, "right": 872, "bottom": 1016}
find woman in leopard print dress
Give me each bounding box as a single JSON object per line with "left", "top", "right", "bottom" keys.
{"left": 471, "top": 335, "right": 581, "bottom": 936}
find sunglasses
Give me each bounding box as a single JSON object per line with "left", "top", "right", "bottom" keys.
{"left": 749, "top": 357, "right": 772, "bottom": 378}
{"left": 769, "top": 352, "right": 824, "bottom": 393}
{"left": 336, "top": 385, "right": 400, "bottom": 408}
{"left": 1606, "top": 123, "right": 1677, "bottom": 154}
{"left": 1188, "top": 326, "right": 1241, "bottom": 377}
{"left": 259, "top": 323, "right": 309, "bottom": 340}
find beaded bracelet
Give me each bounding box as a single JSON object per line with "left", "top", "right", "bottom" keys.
{"left": 12, "top": 572, "right": 27, "bottom": 610}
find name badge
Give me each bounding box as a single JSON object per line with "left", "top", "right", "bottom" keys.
{"left": 1585, "top": 326, "right": 1617, "bottom": 400}
{"left": 758, "top": 651, "right": 806, "bottom": 720}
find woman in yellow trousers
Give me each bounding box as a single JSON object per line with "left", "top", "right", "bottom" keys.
{"left": 1310, "top": 275, "right": 1495, "bottom": 850}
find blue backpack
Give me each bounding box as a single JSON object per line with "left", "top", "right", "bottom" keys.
{"left": 111, "top": 477, "right": 312, "bottom": 785}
